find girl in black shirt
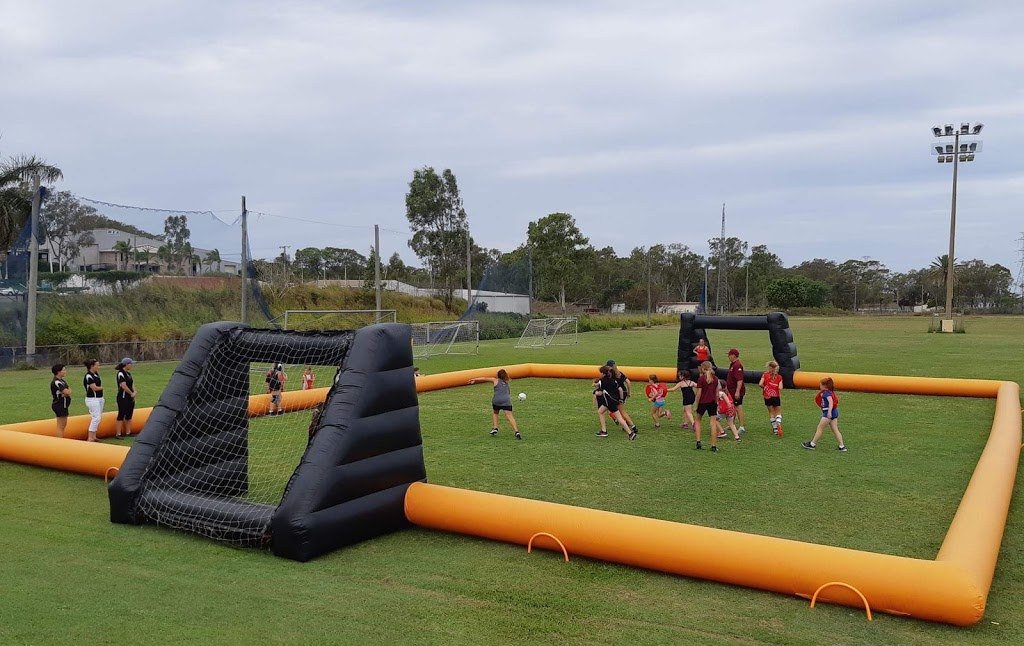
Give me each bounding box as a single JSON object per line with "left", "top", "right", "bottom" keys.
{"left": 83, "top": 359, "right": 104, "bottom": 442}
{"left": 50, "top": 363, "right": 72, "bottom": 438}
{"left": 115, "top": 357, "right": 137, "bottom": 438}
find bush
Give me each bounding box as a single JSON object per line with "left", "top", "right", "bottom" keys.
{"left": 765, "top": 277, "right": 830, "bottom": 309}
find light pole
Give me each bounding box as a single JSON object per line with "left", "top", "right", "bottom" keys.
{"left": 931, "top": 122, "right": 983, "bottom": 331}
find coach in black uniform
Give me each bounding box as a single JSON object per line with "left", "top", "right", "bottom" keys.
{"left": 50, "top": 364, "right": 72, "bottom": 438}
{"left": 115, "top": 357, "right": 137, "bottom": 438}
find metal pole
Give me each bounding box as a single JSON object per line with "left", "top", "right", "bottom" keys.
{"left": 745, "top": 263, "right": 749, "bottom": 311}
{"left": 646, "top": 248, "right": 652, "bottom": 328}
{"left": 945, "top": 131, "right": 959, "bottom": 325}
{"left": 240, "top": 196, "right": 248, "bottom": 325}
{"left": 374, "top": 224, "right": 382, "bottom": 311}
{"left": 466, "top": 224, "right": 472, "bottom": 306}
{"left": 26, "top": 174, "right": 41, "bottom": 356}
{"left": 527, "top": 244, "right": 533, "bottom": 315}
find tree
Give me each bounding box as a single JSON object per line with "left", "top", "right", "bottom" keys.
{"left": 38, "top": 191, "right": 96, "bottom": 271}
{"left": 707, "top": 236, "right": 748, "bottom": 311}
{"left": 112, "top": 239, "right": 133, "bottom": 271}
{"left": 293, "top": 247, "right": 322, "bottom": 278}
{"left": 386, "top": 252, "right": 407, "bottom": 283}
{"left": 745, "top": 245, "right": 783, "bottom": 308}
{"left": 405, "top": 167, "right": 468, "bottom": 309}
{"left": 321, "top": 247, "right": 366, "bottom": 280}
{"left": 162, "top": 215, "right": 191, "bottom": 274}
{"left": 765, "top": 276, "right": 829, "bottom": 309}
{"left": 664, "top": 244, "right": 705, "bottom": 303}
{"left": 527, "top": 213, "right": 590, "bottom": 313}
{"left": 204, "top": 248, "right": 221, "bottom": 273}
{"left": 0, "top": 153, "right": 63, "bottom": 251}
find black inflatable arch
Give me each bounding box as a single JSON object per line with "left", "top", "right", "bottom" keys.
{"left": 677, "top": 312, "right": 800, "bottom": 387}
{"left": 108, "top": 322, "right": 425, "bottom": 562}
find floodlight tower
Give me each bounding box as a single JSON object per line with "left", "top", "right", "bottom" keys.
{"left": 930, "top": 122, "right": 984, "bottom": 332}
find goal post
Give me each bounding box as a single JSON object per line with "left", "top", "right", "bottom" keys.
{"left": 411, "top": 320, "right": 480, "bottom": 358}
{"left": 281, "top": 309, "right": 397, "bottom": 331}
{"left": 516, "top": 317, "right": 578, "bottom": 348}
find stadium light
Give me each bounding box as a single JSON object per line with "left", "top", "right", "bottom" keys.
{"left": 928, "top": 121, "right": 985, "bottom": 331}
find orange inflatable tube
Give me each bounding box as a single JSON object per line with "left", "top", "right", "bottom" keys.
{"left": 0, "top": 429, "right": 129, "bottom": 478}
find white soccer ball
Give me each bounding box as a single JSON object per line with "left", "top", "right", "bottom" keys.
{"left": 518, "top": 392, "right": 527, "bottom": 401}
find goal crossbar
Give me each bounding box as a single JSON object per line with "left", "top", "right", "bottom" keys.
{"left": 412, "top": 320, "right": 479, "bottom": 358}
{"left": 516, "top": 317, "right": 578, "bottom": 348}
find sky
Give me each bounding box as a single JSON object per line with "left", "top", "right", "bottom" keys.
{"left": 1, "top": 0, "right": 1023, "bottom": 275}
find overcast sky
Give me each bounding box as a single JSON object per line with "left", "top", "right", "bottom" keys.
{"left": 2, "top": 0, "right": 1023, "bottom": 274}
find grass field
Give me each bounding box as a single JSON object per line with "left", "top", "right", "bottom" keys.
{"left": 1, "top": 316, "right": 1022, "bottom": 645}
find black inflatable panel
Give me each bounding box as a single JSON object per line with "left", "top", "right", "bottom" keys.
{"left": 678, "top": 312, "right": 801, "bottom": 387}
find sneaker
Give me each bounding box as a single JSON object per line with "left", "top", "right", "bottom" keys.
{"left": 489, "top": 428, "right": 498, "bottom": 436}
{"left": 716, "top": 431, "right": 727, "bottom": 439}
{"left": 776, "top": 423, "right": 783, "bottom": 438}
{"left": 681, "top": 423, "right": 690, "bottom": 429}
{"left": 515, "top": 432, "right": 522, "bottom": 440}
{"left": 837, "top": 445, "right": 847, "bottom": 452}
{"left": 654, "top": 423, "right": 661, "bottom": 428}
{"left": 711, "top": 445, "right": 718, "bottom": 453}
{"left": 628, "top": 431, "right": 637, "bottom": 441}
{"left": 630, "top": 426, "right": 639, "bottom": 435}
{"left": 665, "top": 411, "right": 672, "bottom": 419}
{"left": 695, "top": 441, "right": 702, "bottom": 450}
{"left": 738, "top": 426, "right": 746, "bottom": 434}
{"left": 595, "top": 431, "right": 609, "bottom": 437}
{"left": 733, "top": 436, "right": 742, "bottom": 442}
{"left": 802, "top": 441, "right": 815, "bottom": 450}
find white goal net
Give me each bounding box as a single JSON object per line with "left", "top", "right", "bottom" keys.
{"left": 281, "top": 309, "right": 397, "bottom": 331}
{"left": 411, "top": 320, "right": 480, "bottom": 358}
{"left": 515, "top": 317, "right": 578, "bottom": 348}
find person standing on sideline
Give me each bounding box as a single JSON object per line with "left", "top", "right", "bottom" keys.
{"left": 803, "top": 377, "right": 847, "bottom": 452}
{"left": 758, "top": 361, "right": 784, "bottom": 436}
{"left": 50, "top": 364, "right": 72, "bottom": 438}
{"left": 693, "top": 361, "right": 721, "bottom": 452}
{"left": 726, "top": 348, "right": 747, "bottom": 434}
{"left": 266, "top": 363, "right": 287, "bottom": 415}
{"left": 666, "top": 369, "right": 697, "bottom": 430}
{"left": 693, "top": 338, "right": 712, "bottom": 365}
{"left": 83, "top": 359, "right": 104, "bottom": 442}
{"left": 115, "top": 358, "right": 137, "bottom": 438}
{"left": 468, "top": 369, "right": 522, "bottom": 439}
{"left": 302, "top": 367, "right": 315, "bottom": 390}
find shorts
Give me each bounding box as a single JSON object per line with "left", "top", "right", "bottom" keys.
{"left": 271, "top": 393, "right": 282, "bottom": 404}
{"left": 51, "top": 402, "right": 69, "bottom": 418}
{"left": 116, "top": 397, "right": 136, "bottom": 421}
{"left": 595, "top": 395, "right": 608, "bottom": 409}
{"left": 604, "top": 400, "right": 620, "bottom": 414}
{"left": 493, "top": 404, "right": 513, "bottom": 413}
{"left": 682, "top": 390, "right": 696, "bottom": 406}
{"left": 764, "top": 397, "right": 781, "bottom": 407}
{"left": 696, "top": 402, "right": 717, "bottom": 417}
{"left": 654, "top": 400, "right": 665, "bottom": 408}
{"left": 822, "top": 410, "right": 840, "bottom": 419}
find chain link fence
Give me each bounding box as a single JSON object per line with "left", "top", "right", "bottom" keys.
{"left": 0, "top": 339, "right": 194, "bottom": 369}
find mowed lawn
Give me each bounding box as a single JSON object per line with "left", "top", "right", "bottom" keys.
{"left": 0, "top": 316, "right": 1022, "bottom": 645}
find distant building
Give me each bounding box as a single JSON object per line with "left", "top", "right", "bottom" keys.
{"left": 63, "top": 228, "right": 239, "bottom": 275}
{"left": 656, "top": 302, "right": 700, "bottom": 314}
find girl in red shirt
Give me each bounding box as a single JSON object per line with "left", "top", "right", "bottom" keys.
{"left": 302, "top": 367, "right": 315, "bottom": 390}
{"left": 693, "top": 361, "right": 721, "bottom": 452}
{"left": 758, "top": 361, "right": 784, "bottom": 437}
{"left": 716, "top": 389, "right": 742, "bottom": 441}
{"left": 693, "top": 338, "right": 711, "bottom": 364}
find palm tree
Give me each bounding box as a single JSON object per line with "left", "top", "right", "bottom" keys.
{"left": 112, "top": 240, "right": 132, "bottom": 271}
{"left": 928, "top": 255, "right": 962, "bottom": 309}
{"left": 157, "top": 244, "right": 175, "bottom": 273}
{"left": 204, "top": 248, "right": 221, "bottom": 274}
{"left": 0, "top": 153, "right": 63, "bottom": 250}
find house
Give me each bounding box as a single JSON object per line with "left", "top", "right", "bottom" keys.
{"left": 64, "top": 228, "right": 239, "bottom": 275}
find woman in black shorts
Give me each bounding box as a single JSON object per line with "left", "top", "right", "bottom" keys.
{"left": 693, "top": 361, "right": 722, "bottom": 452}
{"left": 666, "top": 369, "right": 698, "bottom": 431}
{"left": 50, "top": 364, "right": 72, "bottom": 438}
{"left": 115, "top": 357, "right": 137, "bottom": 438}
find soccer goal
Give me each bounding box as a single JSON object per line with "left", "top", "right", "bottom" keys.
{"left": 411, "top": 320, "right": 480, "bottom": 358}
{"left": 281, "top": 309, "right": 397, "bottom": 331}
{"left": 515, "top": 317, "right": 578, "bottom": 348}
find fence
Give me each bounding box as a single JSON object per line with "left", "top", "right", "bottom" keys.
{"left": 0, "top": 339, "right": 194, "bottom": 369}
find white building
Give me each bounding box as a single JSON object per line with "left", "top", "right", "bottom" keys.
{"left": 62, "top": 228, "right": 239, "bottom": 275}
{"left": 312, "top": 279, "right": 530, "bottom": 314}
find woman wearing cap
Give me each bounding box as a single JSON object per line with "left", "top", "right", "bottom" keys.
{"left": 115, "top": 358, "right": 137, "bottom": 438}
{"left": 50, "top": 364, "right": 72, "bottom": 438}
{"left": 82, "top": 359, "right": 104, "bottom": 442}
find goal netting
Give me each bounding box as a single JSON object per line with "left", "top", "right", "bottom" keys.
{"left": 411, "top": 321, "right": 479, "bottom": 358}
{"left": 109, "top": 321, "right": 425, "bottom": 561}
{"left": 515, "top": 317, "right": 578, "bottom": 348}
{"left": 281, "top": 309, "right": 397, "bottom": 331}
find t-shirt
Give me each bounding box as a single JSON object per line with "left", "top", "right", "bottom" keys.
{"left": 697, "top": 375, "right": 719, "bottom": 404}
{"left": 761, "top": 373, "right": 783, "bottom": 399}
{"left": 818, "top": 390, "right": 839, "bottom": 413}
{"left": 266, "top": 370, "right": 283, "bottom": 391}
{"left": 695, "top": 345, "right": 710, "bottom": 361}
{"left": 616, "top": 373, "right": 630, "bottom": 399}
{"left": 492, "top": 379, "right": 512, "bottom": 407}
{"left": 84, "top": 373, "right": 103, "bottom": 398}
{"left": 727, "top": 360, "right": 746, "bottom": 397}
{"left": 717, "top": 392, "right": 736, "bottom": 416}
{"left": 116, "top": 370, "right": 134, "bottom": 400}
{"left": 302, "top": 373, "right": 314, "bottom": 390}
{"left": 51, "top": 378, "right": 70, "bottom": 408}
{"left": 600, "top": 375, "right": 622, "bottom": 403}
{"left": 644, "top": 383, "right": 667, "bottom": 403}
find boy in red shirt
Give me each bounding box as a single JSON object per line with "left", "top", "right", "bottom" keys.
{"left": 644, "top": 374, "right": 671, "bottom": 428}
{"left": 726, "top": 348, "right": 746, "bottom": 434}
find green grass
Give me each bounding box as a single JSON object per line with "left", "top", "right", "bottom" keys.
{"left": 1, "top": 316, "right": 1023, "bottom": 645}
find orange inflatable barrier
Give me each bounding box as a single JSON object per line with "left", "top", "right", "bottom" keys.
{"left": 0, "top": 429, "right": 129, "bottom": 478}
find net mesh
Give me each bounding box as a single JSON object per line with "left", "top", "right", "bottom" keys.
{"left": 515, "top": 317, "right": 578, "bottom": 348}
{"left": 135, "top": 329, "right": 351, "bottom": 546}
{"left": 281, "top": 309, "right": 397, "bottom": 331}
{"left": 411, "top": 320, "right": 479, "bottom": 358}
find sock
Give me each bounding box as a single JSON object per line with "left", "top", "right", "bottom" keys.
{"left": 810, "top": 441, "right": 816, "bottom": 447}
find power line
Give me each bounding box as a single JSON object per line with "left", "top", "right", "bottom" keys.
{"left": 75, "top": 195, "right": 237, "bottom": 217}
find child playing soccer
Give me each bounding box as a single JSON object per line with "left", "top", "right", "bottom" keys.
{"left": 644, "top": 374, "right": 671, "bottom": 428}
{"left": 758, "top": 361, "right": 784, "bottom": 437}
{"left": 594, "top": 365, "right": 635, "bottom": 440}
{"left": 716, "top": 389, "right": 742, "bottom": 441}
{"left": 693, "top": 361, "right": 720, "bottom": 451}
{"left": 468, "top": 369, "right": 522, "bottom": 440}
{"left": 666, "top": 369, "right": 697, "bottom": 430}
{"left": 803, "top": 377, "right": 847, "bottom": 452}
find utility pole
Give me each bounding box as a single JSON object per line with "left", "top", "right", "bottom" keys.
{"left": 240, "top": 196, "right": 248, "bottom": 325}
{"left": 716, "top": 203, "right": 726, "bottom": 314}
{"left": 466, "top": 224, "right": 472, "bottom": 306}
{"left": 1016, "top": 233, "right": 1024, "bottom": 313}
{"left": 374, "top": 224, "right": 382, "bottom": 311}
{"left": 26, "top": 174, "right": 41, "bottom": 356}
{"left": 527, "top": 243, "right": 533, "bottom": 315}
{"left": 279, "top": 245, "right": 291, "bottom": 284}
{"left": 646, "top": 247, "right": 652, "bottom": 328}
{"left": 745, "top": 262, "right": 750, "bottom": 312}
